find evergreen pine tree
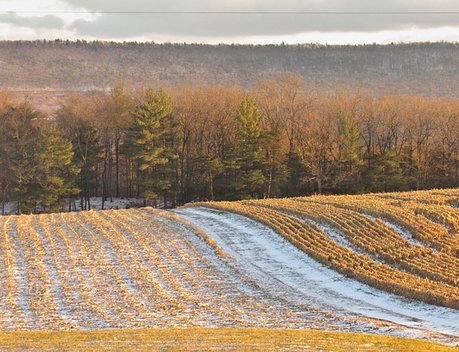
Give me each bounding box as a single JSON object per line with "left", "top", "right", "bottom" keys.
{"left": 37, "top": 129, "right": 79, "bottom": 212}
{"left": 125, "top": 88, "right": 174, "bottom": 204}
{"left": 233, "top": 97, "right": 266, "bottom": 199}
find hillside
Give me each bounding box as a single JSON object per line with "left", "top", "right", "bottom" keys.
{"left": 0, "top": 189, "right": 458, "bottom": 348}
{"left": 2, "top": 41, "right": 459, "bottom": 112}
{"left": 195, "top": 189, "right": 459, "bottom": 310}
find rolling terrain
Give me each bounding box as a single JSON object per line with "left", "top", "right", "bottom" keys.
{"left": 2, "top": 41, "right": 459, "bottom": 113}
{"left": 0, "top": 189, "right": 458, "bottom": 350}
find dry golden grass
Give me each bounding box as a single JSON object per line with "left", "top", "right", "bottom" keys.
{"left": 1, "top": 207, "right": 344, "bottom": 330}
{"left": 194, "top": 188, "right": 459, "bottom": 309}
{"left": 1, "top": 190, "right": 458, "bottom": 349}
{"left": 0, "top": 328, "right": 456, "bottom": 352}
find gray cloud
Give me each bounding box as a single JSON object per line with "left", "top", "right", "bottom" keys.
{"left": 3, "top": 1, "right": 459, "bottom": 39}
{"left": 61, "top": 0, "right": 459, "bottom": 38}
{"left": 58, "top": 0, "right": 459, "bottom": 13}
{"left": 0, "top": 12, "right": 65, "bottom": 30}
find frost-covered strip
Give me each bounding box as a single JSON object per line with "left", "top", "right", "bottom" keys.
{"left": 283, "top": 213, "right": 370, "bottom": 257}
{"left": 60, "top": 213, "right": 136, "bottom": 328}
{"left": 162, "top": 215, "right": 305, "bottom": 328}
{"left": 177, "top": 207, "right": 356, "bottom": 310}
{"left": 56, "top": 213, "right": 118, "bottom": 328}
{"left": 26, "top": 215, "right": 76, "bottom": 328}
{"left": 159, "top": 227, "right": 260, "bottom": 326}
{"left": 154, "top": 212, "right": 297, "bottom": 326}
{"left": 36, "top": 214, "right": 96, "bottom": 328}
{"left": 16, "top": 215, "right": 65, "bottom": 328}
{"left": 114, "top": 209, "right": 244, "bottom": 326}
{"left": 157, "top": 214, "right": 250, "bottom": 292}
{"left": 169, "top": 209, "right": 347, "bottom": 328}
{"left": 107, "top": 210, "right": 199, "bottom": 311}
{"left": 366, "top": 215, "right": 427, "bottom": 248}
{"left": 70, "top": 212, "right": 155, "bottom": 327}
{"left": 100, "top": 210, "right": 205, "bottom": 315}
{"left": 4, "top": 216, "right": 36, "bottom": 329}
{"left": 0, "top": 217, "right": 16, "bottom": 329}
{"left": 177, "top": 207, "right": 459, "bottom": 338}
{"left": 88, "top": 211, "right": 186, "bottom": 325}
{"left": 146, "top": 212, "right": 274, "bottom": 326}
{"left": 133, "top": 208, "right": 288, "bottom": 327}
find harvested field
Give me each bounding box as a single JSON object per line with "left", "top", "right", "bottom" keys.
{"left": 0, "top": 208, "right": 340, "bottom": 330}
{"left": 1, "top": 189, "right": 458, "bottom": 349}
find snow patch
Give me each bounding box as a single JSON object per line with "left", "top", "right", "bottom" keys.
{"left": 176, "top": 206, "right": 459, "bottom": 341}
{"left": 366, "top": 215, "right": 431, "bottom": 249}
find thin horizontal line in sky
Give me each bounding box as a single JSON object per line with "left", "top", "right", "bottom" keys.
{"left": 1, "top": 11, "right": 459, "bottom": 15}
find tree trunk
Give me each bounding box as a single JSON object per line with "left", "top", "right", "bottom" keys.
{"left": 115, "top": 131, "right": 121, "bottom": 198}
{"left": 102, "top": 145, "right": 108, "bottom": 210}
{"left": 1, "top": 184, "right": 7, "bottom": 216}
{"left": 317, "top": 176, "right": 322, "bottom": 194}
{"left": 108, "top": 146, "right": 113, "bottom": 202}
{"left": 267, "top": 164, "right": 273, "bottom": 198}
{"left": 95, "top": 164, "right": 99, "bottom": 198}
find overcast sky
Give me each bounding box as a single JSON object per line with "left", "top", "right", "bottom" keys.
{"left": 1, "top": 0, "right": 459, "bottom": 44}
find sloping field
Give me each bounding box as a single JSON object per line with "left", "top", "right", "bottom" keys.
{"left": 193, "top": 189, "right": 459, "bottom": 309}
{"left": 176, "top": 207, "right": 459, "bottom": 339}
{"left": 0, "top": 189, "right": 458, "bottom": 349}
{"left": 0, "top": 208, "right": 338, "bottom": 330}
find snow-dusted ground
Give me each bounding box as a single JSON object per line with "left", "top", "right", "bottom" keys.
{"left": 1, "top": 198, "right": 150, "bottom": 215}
{"left": 366, "top": 214, "right": 428, "bottom": 248}
{"left": 73, "top": 197, "right": 146, "bottom": 211}
{"left": 2, "top": 209, "right": 358, "bottom": 331}
{"left": 175, "top": 206, "right": 459, "bottom": 343}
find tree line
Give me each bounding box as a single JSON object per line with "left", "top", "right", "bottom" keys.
{"left": 2, "top": 73, "right": 459, "bottom": 214}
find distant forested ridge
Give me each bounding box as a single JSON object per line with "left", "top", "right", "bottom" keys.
{"left": 2, "top": 41, "right": 459, "bottom": 214}
{"left": 1, "top": 41, "right": 459, "bottom": 101}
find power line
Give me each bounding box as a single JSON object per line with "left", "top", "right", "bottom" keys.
{"left": 1, "top": 10, "right": 459, "bottom": 15}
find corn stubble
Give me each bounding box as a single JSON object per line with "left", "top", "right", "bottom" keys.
{"left": 197, "top": 188, "right": 459, "bottom": 310}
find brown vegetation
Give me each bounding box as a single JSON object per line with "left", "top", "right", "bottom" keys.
{"left": 196, "top": 188, "right": 459, "bottom": 309}
{"left": 2, "top": 41, "right": 459, "bottom": 99}
{"left": 4, "top": 73, "right": 459, "bottom": 214}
